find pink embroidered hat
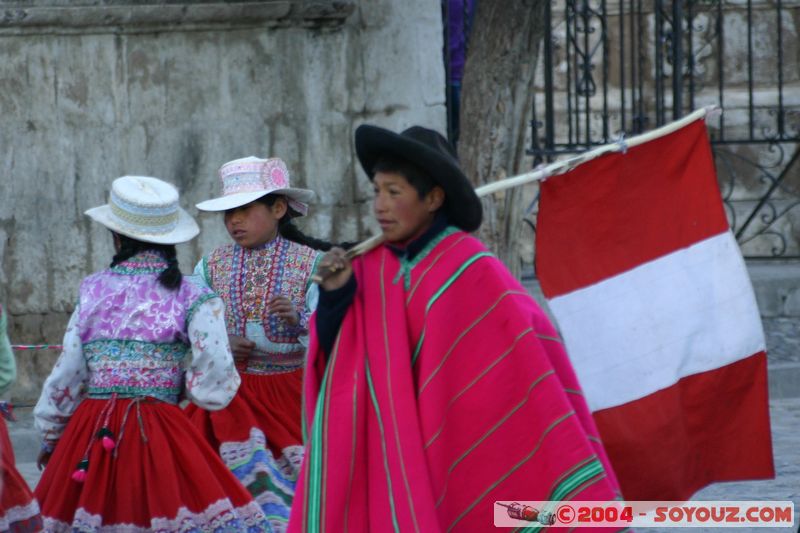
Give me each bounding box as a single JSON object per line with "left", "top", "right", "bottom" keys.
{"left": 195, "top": 156, "right": 315, "bottom": 214}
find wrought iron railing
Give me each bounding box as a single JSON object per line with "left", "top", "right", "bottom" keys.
{"left": 528, "top": 0, "right": 800, "bottom": 259}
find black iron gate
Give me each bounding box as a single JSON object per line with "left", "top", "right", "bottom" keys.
{"left": 529, "top": 0, "right": 800, "bottom": 258}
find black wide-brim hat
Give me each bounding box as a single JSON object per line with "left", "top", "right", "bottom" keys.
{"left": 355, "top": 124, "right": 483, "bottom": 232}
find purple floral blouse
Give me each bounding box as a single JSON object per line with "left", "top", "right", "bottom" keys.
{"left": 34, "top": 252, "right": 240, "bottom": 442}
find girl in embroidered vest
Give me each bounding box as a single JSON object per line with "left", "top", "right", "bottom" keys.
{"left": 289, "top": 126, "right": 624, "bottom": 532}
{"left": 186, "top": 157, "right": 326, "bottom": 532}
{"left": 33, "top": 176, "right": 271, "bottom": 532}
{"left": 0, "top": 304, "right": 44, "bottom": 532}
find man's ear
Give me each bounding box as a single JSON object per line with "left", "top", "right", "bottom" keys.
{"left": 427, "top": 186, "right": 445, "bottom": 212}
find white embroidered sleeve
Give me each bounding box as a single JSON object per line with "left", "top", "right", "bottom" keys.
{"left": 298, "top": 282, "right": 320, "bottom": 349}
{"left": 192, "top": 257, "right": 212, "bottom": 289}
{"left": 34, "top": 307, "right": 88, "bottom": 442}
{"left": 0, "top": 306, "right": 17, "bottom": 397}
{"left": 185, "top": 296, "right": 240, "bottom": 410}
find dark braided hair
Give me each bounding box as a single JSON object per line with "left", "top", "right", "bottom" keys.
{"left": 110, "top": 233, "right": 182, "bottom": 290}
{"left": 257, "top": 195, "right": 338, "bottom": 251}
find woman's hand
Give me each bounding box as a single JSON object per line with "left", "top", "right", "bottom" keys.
{"left": 315, "top": 247, "right": 353, "bottom": 291}
{"left": 269, "top": 295, "right": 300, "bottom": 326}
{"left": 228, "top": 334, "right": 255, "bottom": 362}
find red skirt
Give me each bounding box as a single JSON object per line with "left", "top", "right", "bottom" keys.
{"left": 186, "top": 370, "right": 304, "bottom": 531}
{"left": 0, "top": 417, "right": 42, "bottom": 533}
{"left": 34, "top": 398, "right": 270, "bottom": 532}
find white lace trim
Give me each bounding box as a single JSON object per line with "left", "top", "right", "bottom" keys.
{"left": 219, "top": 427, "right": 268, "bottom": 465}
{"left": 220, "top": 428, "right": 304, "bottom": 478}
{"left": 281, "top": 445, "right": 304, "bottom": 476}
{"left": 0, "top": 499, "right": 41, "bottom": 529}
{"left": 42, "top": 498, "right": 266, "bottom": 532}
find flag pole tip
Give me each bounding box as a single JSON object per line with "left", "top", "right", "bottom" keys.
{"left": 704, "top": 105, "right": 723, "bottom": 120}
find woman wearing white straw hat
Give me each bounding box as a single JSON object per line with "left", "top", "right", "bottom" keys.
{"left": 33, "top": 175, "right": 271, "bottom": 531}
{"left": 185, "top": 156, "right": 329, "bottom": 531}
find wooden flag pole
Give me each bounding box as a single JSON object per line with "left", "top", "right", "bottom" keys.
{"left": 313, "top": 105, "right": 720, "bottom": 282}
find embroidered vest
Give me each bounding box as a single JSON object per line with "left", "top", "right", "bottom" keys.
{"left": 205, "top": 237, "right": 318, "bottom": 374}
{"left": 78, "top": 252, "right": 215, "bottom": 403}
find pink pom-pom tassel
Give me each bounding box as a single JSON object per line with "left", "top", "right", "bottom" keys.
{"left": 71, "top": 469, "right": 87, "bottom": 483}
{"left": 102, "top": 436, "right": 116, "bottom": 451}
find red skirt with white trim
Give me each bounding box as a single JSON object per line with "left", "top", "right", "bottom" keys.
{"left": 34, "top": 398, "right": 270, "bottom": 532}
{"left": 185, "top": 370, "right": 304, "bottom": 533}
{"left": 0, "top": 417, "right": 43, "bottom": 533}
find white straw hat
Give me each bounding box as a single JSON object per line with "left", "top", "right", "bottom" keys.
{"left": 85, "top": 176, "right": 199, "bottom": 244}
{"left": 195, "top": 156, "right": 316, "bottom": 214}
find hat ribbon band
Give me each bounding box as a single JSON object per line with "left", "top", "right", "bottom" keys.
{"left": 221, "top": 174, "right": 272, "bottom": 196}
{"left": 109, "top": 197, "right": 179, "bottom": 235}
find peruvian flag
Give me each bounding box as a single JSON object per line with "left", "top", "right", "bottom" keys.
{"left": 535, "top": 118, "right": 774, "bottom": 501}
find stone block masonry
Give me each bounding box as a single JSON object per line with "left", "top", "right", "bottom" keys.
{"left": 0, "top": 0, "right": 448, "bottom": 401}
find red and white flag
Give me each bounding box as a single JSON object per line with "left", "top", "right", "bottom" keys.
{"left": 535, "top": 118, "right": 774, "bottom": 501}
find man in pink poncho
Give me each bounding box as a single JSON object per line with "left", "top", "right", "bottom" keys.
{"left": 290, "top": 125, "right": 625, "bottom": 532}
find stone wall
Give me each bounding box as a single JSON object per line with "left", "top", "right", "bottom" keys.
{"left": 0, "top": 0, "right": 447, "bottom": 401}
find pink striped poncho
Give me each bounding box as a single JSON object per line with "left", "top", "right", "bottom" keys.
{"left": 290, "top": 230, "right": 623, "bottom": 532}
